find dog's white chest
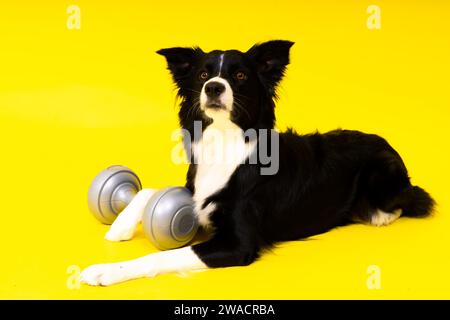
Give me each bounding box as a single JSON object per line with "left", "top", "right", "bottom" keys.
{"left": 192, "top": 117, "right": 255, "bottom": 228}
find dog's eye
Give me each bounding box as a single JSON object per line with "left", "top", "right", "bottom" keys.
{"left": 199, "top": 71, "right": 209, "bottom": 80}
{"left": 236, "top": 71, "right": 247, "bottom": 80}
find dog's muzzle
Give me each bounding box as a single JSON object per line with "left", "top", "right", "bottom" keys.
{"left": 204, "top": 81, "right": 226, "bottom": 109}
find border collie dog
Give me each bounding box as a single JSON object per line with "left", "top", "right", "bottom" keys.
{"left": 80, "top": 40, "right": 434, "bottom": 286}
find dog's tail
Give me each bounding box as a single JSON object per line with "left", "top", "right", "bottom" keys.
{"left": 399, "top": 185, "right": 435, "bottom": 218}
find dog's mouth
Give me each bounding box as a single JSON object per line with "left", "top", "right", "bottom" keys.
{"left": 205, "top": 100, "right": 225, "bottom": 110}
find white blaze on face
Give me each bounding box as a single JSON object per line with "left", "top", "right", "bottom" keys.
{"left": 218, "top": 53, "right": 225, "bottom": 76}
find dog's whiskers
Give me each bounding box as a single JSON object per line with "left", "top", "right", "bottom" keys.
{"left": 233, "top": 98, "right": 251, "bottom": 121}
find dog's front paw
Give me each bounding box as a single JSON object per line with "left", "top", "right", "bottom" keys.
{"left": 79, "top": 263, "right": 129, "bottom": 286}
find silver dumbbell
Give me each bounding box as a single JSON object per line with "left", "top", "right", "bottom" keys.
{"left": 87, "top": 165, "right": 198, "bottom": 250}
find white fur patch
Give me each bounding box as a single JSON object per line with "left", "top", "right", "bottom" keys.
{"left": 192, "top": 110, "right": 256, "bottom": 228}
{"left": 370, "top": 209, "right": 402, "bottom": 226}
{"left": 79, "top": 246, "right": 206, "bottom": 286}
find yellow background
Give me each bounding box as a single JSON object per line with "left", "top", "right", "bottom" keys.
{"left": 0, "top": 0, "right": 449, "bottom": 299}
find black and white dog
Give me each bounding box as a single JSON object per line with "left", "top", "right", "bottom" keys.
{"left": 80, "top": 40, "right": 434, "bottom": 286}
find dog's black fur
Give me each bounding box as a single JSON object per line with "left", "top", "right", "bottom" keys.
{"left": 157, "top": 40, "right": 435, "bottom": 268}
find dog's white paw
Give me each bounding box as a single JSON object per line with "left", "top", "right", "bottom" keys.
{"left": 105, "top": 224, "right": 135, "bottom": 242}
{"left": 79, "top": 263, "right": 129, "bottom": 286}
{"left": 371, "top": 209, "right": 402, "bottom": 226}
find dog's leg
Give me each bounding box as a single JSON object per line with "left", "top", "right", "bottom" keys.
{"left": 80, "top": 230, "right": 258, "bottom": 286}
{"left": 105, "top": 188, "right": 156, "bottom": 241}
{"left": 79, "top": 246, "right": 207, "bottom": 286}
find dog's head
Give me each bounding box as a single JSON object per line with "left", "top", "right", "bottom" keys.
{"left": 157, "top": 40, "right": 294, "bottom": 130}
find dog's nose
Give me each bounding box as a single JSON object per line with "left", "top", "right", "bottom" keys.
{"left": 205, "top": 82, "right": 225, "bottom": 98}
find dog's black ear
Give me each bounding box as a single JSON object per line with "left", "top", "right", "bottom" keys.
{"left": 157, "top": 47, "right": 203, "bottom": 84}
{"left": 247, "top": 40, "right": 294, "bottom": 96}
